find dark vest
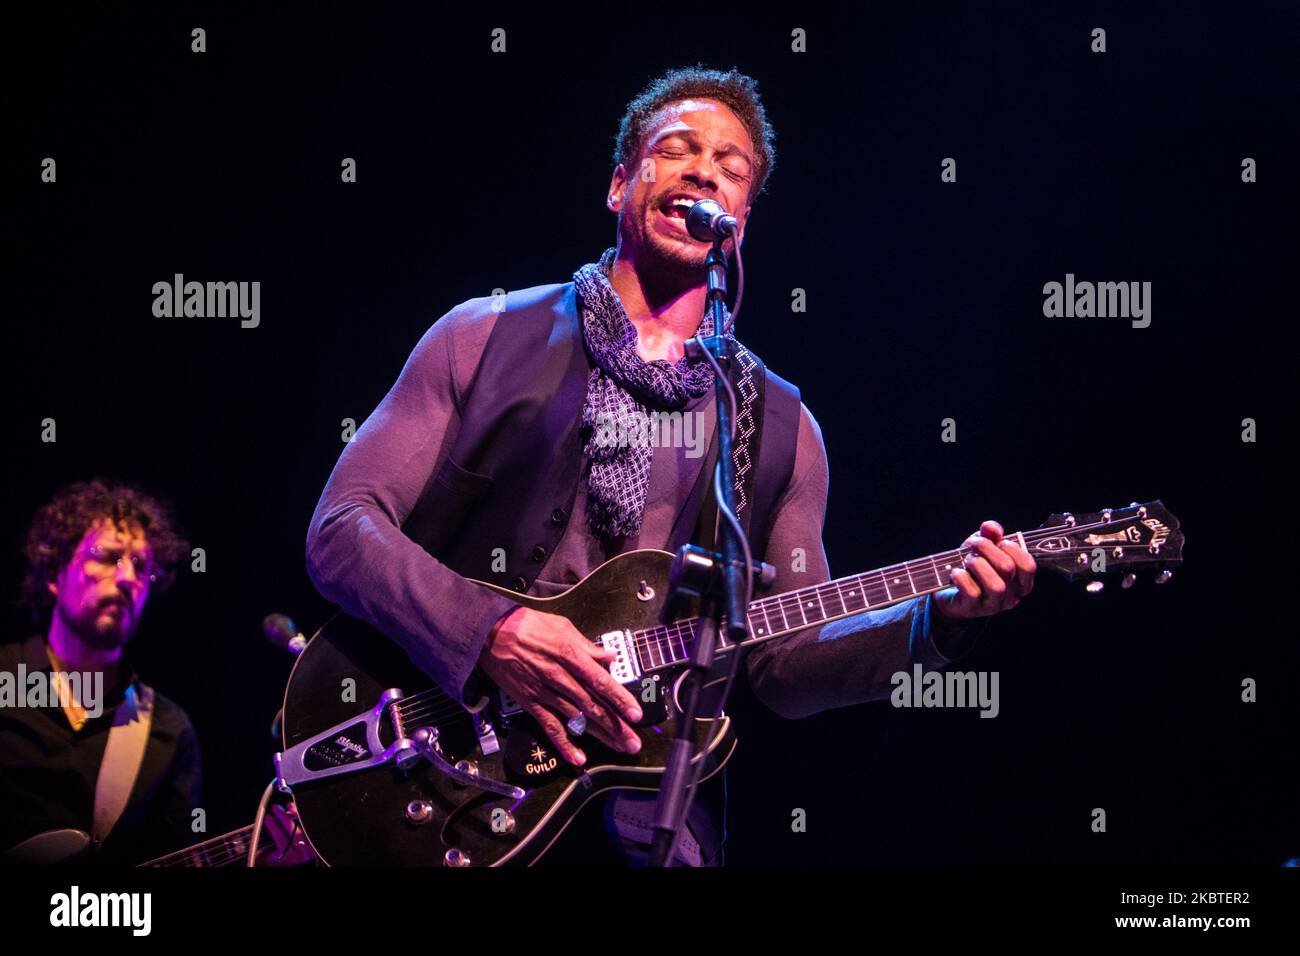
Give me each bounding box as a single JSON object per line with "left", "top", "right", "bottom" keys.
{"left": 405, "top": 281, "right": 802, "bottom": 591}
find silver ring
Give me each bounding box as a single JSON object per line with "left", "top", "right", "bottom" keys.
{"left": 566, "top": 712, "right": 587, "bottom": 736}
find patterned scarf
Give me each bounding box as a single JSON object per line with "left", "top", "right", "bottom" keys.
{"left": 574, "top": 247, "right": 731, "bottom": 539}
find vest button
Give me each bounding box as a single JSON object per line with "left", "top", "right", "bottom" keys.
{"left": 551, "top": 508, "right": 567, "bottom": 526}
{"left": 511, "top": 576, "right": 527, "bottom": 592}
{"left": 530, "top": 546, "right": 547, "bottom": 562}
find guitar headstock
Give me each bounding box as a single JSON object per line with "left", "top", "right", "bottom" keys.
{"left": 1026, "top": 500, "right": 1183, "bottom": 589}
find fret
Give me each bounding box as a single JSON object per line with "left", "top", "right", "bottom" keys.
{"left": 837, "top": 576, "right": 867, "bottom": 613}
{"left": 887, "top": 566, "right": 911, "bottom": 598}
{"left": 774, "top": 595, "right": 791, "bottom": 632}
{"left": 814, "top": 585, "right": 828, "bottom": 620}
{"left": 913, "top": 555, "right": 941, "bottom": 591}
{"left": 932, "top": 552, "right": 961, "bottom": 587}
{"left": 794, "top": 590, "right": 812, "bottom": 628}
{"left": 880, "top": 570, "right": 894, "bottom": 603}
{"left": 632, "top": 633, "right": 651, "bottom": 673}
{"left": 827, "top": 581, "right": 849, "bottom": 617}
{"left": 778, "top": 594, "right": 798, "bottom": 630}
{"left": 672, "top": 623, "right": 691, "bottom": 662}
{"left": 142, "top": 824, "right": 257, "bottom": 868}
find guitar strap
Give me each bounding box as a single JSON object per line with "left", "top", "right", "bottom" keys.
{"left": 92, "top": 680, "right": 155, "bottom": 846}
{"left": 612, "top": 341, "right": 766, "bottom": 865}
{"left": 688, "top": 338, "right": 767, "bottom": 551}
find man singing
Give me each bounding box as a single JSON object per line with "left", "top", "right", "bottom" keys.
{"left": 306, "top": 66, "right": 1036, "bottom": 865}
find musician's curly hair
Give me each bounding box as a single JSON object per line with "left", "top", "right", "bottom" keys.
{"left": 614, "top": 65, "right": 777, "bottom": 202}
{"left": 21, "top": 478, "right": 189, "bottom": 625}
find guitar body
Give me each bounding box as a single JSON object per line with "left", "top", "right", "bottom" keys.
{"left": 2, "top": 828, "right": 92, "bottom": 866}
{"left": 281, "top": 549, "right": 736, "bottom": 867}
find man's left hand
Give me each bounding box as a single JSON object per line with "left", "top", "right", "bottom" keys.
{"left": 933, "top": 519, "right": 1036, "bottom": 622}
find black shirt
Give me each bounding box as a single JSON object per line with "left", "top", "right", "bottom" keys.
{"left": 0, "top": 636, "right": 203, "bottom": 865}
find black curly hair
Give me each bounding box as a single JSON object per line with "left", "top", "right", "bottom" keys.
{"left": 613, "top": 65, "right": 777, "bottom": 203}
{"left": 22, "top": 478, "right": 189, "bottom": 626}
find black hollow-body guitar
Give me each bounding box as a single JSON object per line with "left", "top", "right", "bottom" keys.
{"left": 277, "top": 501, "right": 1183, "bottom": 866}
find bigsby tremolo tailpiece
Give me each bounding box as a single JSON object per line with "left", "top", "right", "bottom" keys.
{"left": 274, "top": 688, "right": 522, "bottom": 800}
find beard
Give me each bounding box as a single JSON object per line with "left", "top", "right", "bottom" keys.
{"left": 57, "top": 598, "right": 135, "bottom": 650}
{"left": 624, "top": 199, "right": 714, "bottom": 282}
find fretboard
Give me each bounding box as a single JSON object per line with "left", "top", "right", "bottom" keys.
{"left": 628, "top": 537, "right": 1021, "bottom": 673}
{"left": 138, "top": 823, "right": 256, "bottom": 868}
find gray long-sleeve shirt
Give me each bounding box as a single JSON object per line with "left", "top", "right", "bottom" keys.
{"left": 305, "top": 292, "right": 983, "bottom": 861}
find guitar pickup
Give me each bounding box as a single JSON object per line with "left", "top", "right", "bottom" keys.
{"left": 598, "top": 629, "right": 641, "bottom": 684}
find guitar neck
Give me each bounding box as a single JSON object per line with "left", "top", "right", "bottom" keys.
{"left": 138, "top": 823, "right": 257, "bottom": 867}
{"left": 630, "top": 533, "right": 1032, "bottom": 673}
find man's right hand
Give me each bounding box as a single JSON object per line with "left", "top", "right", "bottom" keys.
{"left": 477, "top": 606, "right": 643, "bottom": 767}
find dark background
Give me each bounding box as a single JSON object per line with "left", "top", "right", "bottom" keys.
{"left": 6, "top": 2, "right": 1296, "bottom": 865}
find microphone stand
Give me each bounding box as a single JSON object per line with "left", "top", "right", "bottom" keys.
{"left": 648, "top": 236, "right": 752, "bottom": 867}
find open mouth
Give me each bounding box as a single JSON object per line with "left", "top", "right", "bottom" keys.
{"left": 657, "top": 194, "right": 700, "bottom": 224}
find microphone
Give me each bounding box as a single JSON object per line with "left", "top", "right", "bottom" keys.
{"left": 685, "top": 199, "right": 738, "bottom": 242}
{"left": 262, "top": 613, "right": 307, "bottom": 657}
{"left": 263, "top": 613, "right": 307, "bottom": 743}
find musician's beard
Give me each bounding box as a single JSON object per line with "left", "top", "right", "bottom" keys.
{"left": 57, "top": 599, "right": 135, "bottom": 651}
{"left": 624, "top": 202, "right": 712, "bottom": 286}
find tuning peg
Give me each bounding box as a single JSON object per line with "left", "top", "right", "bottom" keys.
{"left": 1101, "top": 508, "right": 1113, "bottom": 522}
{"left": 1155, "top": 570, "right": 1173, "bottom": 585}
{"left": 1121, "top": 573, "right": 1136, "bottom": 589}
{"left": 1085, "top": 581, "right": 1104, "bottom": 594}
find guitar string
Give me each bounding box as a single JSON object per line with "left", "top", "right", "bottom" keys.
{"left": 152, "top": 845, "right": 223, "bottom": 867}
{"left": 153, "top": 829, "right": 271, "bottom": 868}
{"left": 391, "top": 551, "right": 1152, "bottom": 726}
{"left": 149, "top": 831, "right": 253, "bottom": 867}
{"left": 391, "top": 541, "right": 1151, "bottom": 727}
{"left": 154, "top": 848, "right": 236, "bottom": 867}
{"left": 635, "top": 521, "right": 1165, "bottom": 656}
{"left": 154, "top": 835, "right": 248, "bottom": 867}
{"left": 158, "top": 847, "right": 243, "bottom": 867}
{"left": 390, "top": 538, "right": 1072, "bottom": 727}
{"left": 390, "top": 519, "right": 1170, "bottom": 724}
